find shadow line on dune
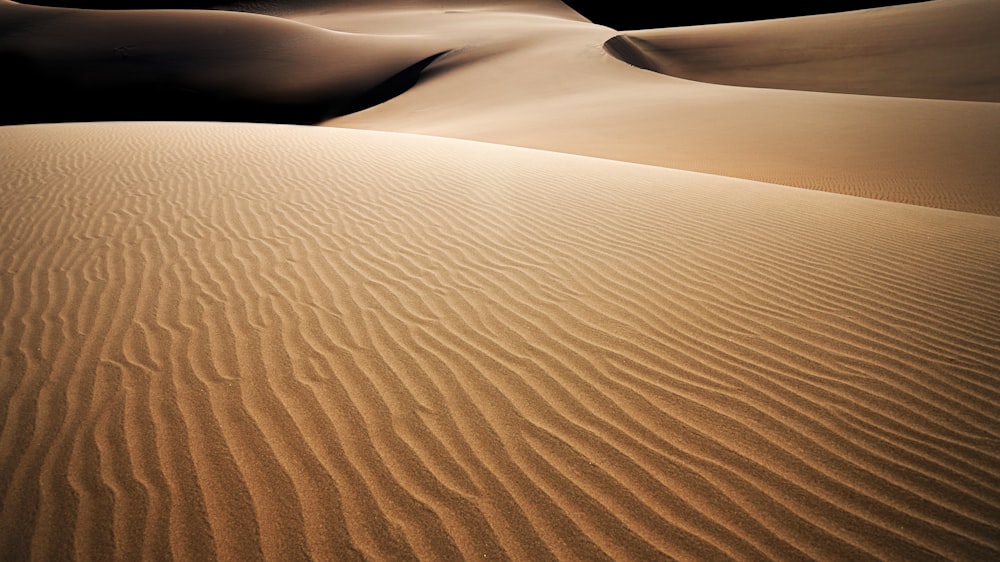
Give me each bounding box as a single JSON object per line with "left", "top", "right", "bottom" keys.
{"left": 2, "top": 49, "right": 449, "bottom": 126}
{"left": 328, "top": 51, "right": 449, "bottom": 123}
{"left": 602, "top": 35, "right": 659, "bottom": 75}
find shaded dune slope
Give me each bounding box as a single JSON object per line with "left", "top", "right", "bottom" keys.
{"left": 604, "top": 0, "right": 1000, "bottom": 102}
{"left": 1, "top": 121, "right": 998, "bottom": 560}
{"left": 0, "top": 0, "right": 448, "bottom": 125}
{"left": 7, "top": 0, "right": 585, "bottom": 18}
{"left": 3, "top": 0, "right": 998, "bottom": 215}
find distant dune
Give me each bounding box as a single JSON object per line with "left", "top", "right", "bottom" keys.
{"left": 0, "top": 0, "right": 450, "bottom": 124}
{"left": 318, "top": 0, "right": 1000, "bottom": 215}
{"left": 1, "top": 1, "right": 998, "bottom": 561}
{"left": 605, "top": 0, "right": 1000, "bottom": 102}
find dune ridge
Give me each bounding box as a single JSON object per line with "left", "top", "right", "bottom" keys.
{"left": 3, "top": 0, "right": 998, "bottom": 214}
{"left": 315, "top": 0, "right": 1000, "bottom": 216}
{"left": 0, "top": 0, "right": 451, "bottom": 125}
{"left": 604, "top": 0, "right": 1000, "bottom": 102}
{"left": 1, "top": 121, "right": 998, "bottom": 560}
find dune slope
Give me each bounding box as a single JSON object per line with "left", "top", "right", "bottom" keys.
{"left": 316, "top": 0, "right": 1000, "bottom": 215}
{"left": 0, "top": 0, "right": 448, "bottom": 124}
{"left": 3, "top": 0, "right": 997, "bottom": 213}
{"left": 605, "top": 0, "right": 1000, "bottom": 102}
{"left": 1, "top": 121, "right": 998, "bottom": 561}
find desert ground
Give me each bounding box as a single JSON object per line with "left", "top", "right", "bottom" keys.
{"left": 1, "top": 0, "right": 999, "bottom": 560}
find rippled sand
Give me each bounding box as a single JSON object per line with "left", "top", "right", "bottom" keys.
{"left": 2, "top": 1, "right": 999, "bottom": 560}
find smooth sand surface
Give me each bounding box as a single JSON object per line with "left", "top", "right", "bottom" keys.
{"left": 605, "top": 0, "right": 1000, "bottom": 103}
{"left": 1, "top": 0, "right": 999, "bottom": 560}
{"left": 0, "top": 0, "right": 449, "bottom": 124}
{"left": 317, "top": 0, "right": 1000, "bottom": 215}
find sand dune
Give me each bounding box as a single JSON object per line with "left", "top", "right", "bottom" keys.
{"left": 0, "top": 0, "right": 448, "bottom": 124}
{"left": 317, "top": 0, "right": 1000, "bottom": 215}
{"left": 1, "top": 121, "right": 999, "bottom": 560}
{"left": 2, "top": 0, "right": 999, "bottom": 560}
{"left": 3, "top": 0, "right": 998, "bottom": 212}
{"left": 605, "top": 0, "right": 1000, "bottom": 102}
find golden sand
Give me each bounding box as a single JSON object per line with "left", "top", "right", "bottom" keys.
{"left": 1, "top": 1, "right": 998, "bottom": 560}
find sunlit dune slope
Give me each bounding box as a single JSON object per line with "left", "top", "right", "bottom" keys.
{"left": 605, "top": 0, "right": 1000, "bottom": 102}
{"left": 313, "top": 0, "right": 1000, "bottom": 215}
{"left": 2, "top": 0, "right": 999, "bottom": 559}
{"left": 2, "top": 0, "right": 997, "bottom": 214}
{"left": 1, "top": 121, "right": 998, "bottom": 561}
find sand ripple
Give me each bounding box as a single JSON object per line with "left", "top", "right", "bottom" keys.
{"left": 1, "top": 122, "right": 997, "bottom": 560}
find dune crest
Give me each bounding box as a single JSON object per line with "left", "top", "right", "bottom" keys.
{"left": 0, "top": 0, "right": 449, "bottom": 125}
{"left": 3, "top": 0, "right": 997, "bottom": 214}
{"left": 604, "top": 0, "right": 1000, "bottom": 102}
{"left": 314, "top": 0, "right": 1000, "bottom": 215}
{"left": 1, "top": 121, "right": 998, "bottom": 560}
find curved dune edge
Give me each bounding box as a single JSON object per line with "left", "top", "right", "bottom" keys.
{"left": 603, "top": 0, "right": 1000, "bottom": 103}
{"left": 315, "top": 3, "right": 1000, "bottom": 217}
{"left": 0, "top": 0, "right": 450, "bottom": 125}
{"left": 5, "top": 0, "right": 587, "bottom": 20}
{"left": 1, "top": 121, "right": 998, "bottom": 561}
{"left": 3, "top": 0, "right": 998, "bottom": 216}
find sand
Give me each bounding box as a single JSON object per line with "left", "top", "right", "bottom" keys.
{"left": 1, "top": 1, "right": 999, "bottom": 561}
{"left": 605, "top": 0, "right": 1000, "bottom": 103}
{"left": 318, "top": 0, "right": 1000, "bottom": 215}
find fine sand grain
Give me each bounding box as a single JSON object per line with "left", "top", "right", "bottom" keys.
{"left": 1, "top": 122, "right": 998, "bottom": 560}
